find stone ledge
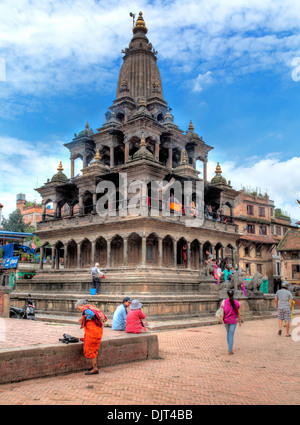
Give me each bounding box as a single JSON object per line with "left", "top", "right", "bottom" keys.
{"left": 0, "top": 333, "right": 159, "bottom": 385}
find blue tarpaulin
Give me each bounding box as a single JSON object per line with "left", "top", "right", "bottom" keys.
{"left": 2, "top": 243, "right": 34, "bottom": 258}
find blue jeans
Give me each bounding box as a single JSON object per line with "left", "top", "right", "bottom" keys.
{"left": 225, "top": 323, "right": 237, "bottom": 352}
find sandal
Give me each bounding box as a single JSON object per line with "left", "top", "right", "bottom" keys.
{"left": 285, "top": 334, "right": 291, "bottom": 337}
{"left": 85, "top": 370, "right": 99, "bottom": 375}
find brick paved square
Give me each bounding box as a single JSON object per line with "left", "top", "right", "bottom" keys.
{"left": 0, "top": 317, "right": 299, "bottom": 405}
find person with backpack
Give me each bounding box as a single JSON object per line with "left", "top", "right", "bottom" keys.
{"left": 75, "top": 299, "right": 107, "bottom": 375}
{"left": 222, "top": 290, "right": 242, "bottom": 355}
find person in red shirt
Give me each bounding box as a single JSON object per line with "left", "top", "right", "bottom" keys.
{"left": 125, "top": 299, "right": 147, "bottom": 334}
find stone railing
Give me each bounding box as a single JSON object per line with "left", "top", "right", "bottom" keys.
{"left": 37, "top": 211, "right": 239, "bottom": 233}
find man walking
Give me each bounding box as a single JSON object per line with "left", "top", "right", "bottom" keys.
{"left": 112, "top": 297, "right": 132, "bottom": 331}
{"left": 91, "top": 263, "right": 104, "bottom": 294}
{"left": 275, "top": 281, "right": 293, "bottom": 337}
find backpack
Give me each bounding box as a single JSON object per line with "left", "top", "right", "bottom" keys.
{"left": 59, "top": 334, "right": 80, "bottom": 344}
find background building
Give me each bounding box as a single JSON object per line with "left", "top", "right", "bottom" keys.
{"left": 16, "top": 193, "right": 53, "bottom": 227}
{"left": 277, "top": 228, "right": 300, "bottom": 285}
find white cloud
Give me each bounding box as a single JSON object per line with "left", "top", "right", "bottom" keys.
{"left": 0, "top": 136, "right": 70, "bottom": 219}
{"left": 0, "top": 0, "right": 300, "bottom": 109}
{"left": 207, "top": 155, "right": 300, "bottom": 220}
{"left": 193, "top": 71, "right": 213, "bottom": 92}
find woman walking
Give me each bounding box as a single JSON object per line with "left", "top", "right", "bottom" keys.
{"left": 222, "top": 290, "right": 242, "bottom": 355}
{"left": 75, "top": 299, "right": 107, "bottom": 375}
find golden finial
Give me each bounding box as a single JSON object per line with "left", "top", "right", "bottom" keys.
{"left": 133, "top": 11, "right": 148, "bottom": 34}
{"left": 94, "top": 149, "right": 101, "bottom": 161}
{"left": 85, "top": 121, "right": 89, "bottom": 129}
{"left": 57, "top": 161, "right": 63, "bottom": 172}
{"left": 140, "top": 132, "right": 146, "bottom": 146}
{"left": 188, "top": 121, "right": 194, "bottom": 132}
{"left": 139, "top": 98, "right": 147, "bottom": 107}
{"left": 215, "top": 162, "right": 222, "bottom": 175}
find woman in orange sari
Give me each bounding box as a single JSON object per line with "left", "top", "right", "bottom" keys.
{"left": 75, "top": 299, "right": 107, "bottom": 375}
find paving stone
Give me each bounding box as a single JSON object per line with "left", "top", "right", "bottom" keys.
{"left": 0, "top": 315, "right": 299, "bottom": 405}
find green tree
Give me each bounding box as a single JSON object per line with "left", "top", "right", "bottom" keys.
{"left": 2, "top": 209, "right": 27, "bottom": 232}
{"left": 2, "top": 209, "right": 40, "bottom": 250}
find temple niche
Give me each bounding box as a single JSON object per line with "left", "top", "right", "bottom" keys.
{"left": 33, "top": 12, "right": 242, "bottom": 317}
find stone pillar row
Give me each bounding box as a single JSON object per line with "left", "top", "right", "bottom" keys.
{"left": 69, "top": 143, "right": 205, "bottom": 176}
{"left": 38, "top": 238, "right": 206, "bottom": 270}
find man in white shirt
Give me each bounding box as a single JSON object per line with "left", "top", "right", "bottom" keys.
{"left": 91, "top": 263, "right": 104, "bottom": 294}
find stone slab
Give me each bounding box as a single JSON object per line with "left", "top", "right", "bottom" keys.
{"left": 0, "top": 318, "right": 159, "bottom": 385}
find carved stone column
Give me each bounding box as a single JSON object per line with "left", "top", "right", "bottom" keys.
{"left": 199, "top": 243, "right": 203, "bottom": 270}
{"left": 155, "top": 141, "right": 160, "bottom": 161}
{"left": 124, "top": 142, "right": 129, "bottom": 163}
{"left": 83, "top": 155, "right": 87, "bottom": 169}
{"left": 53, "top": 201, "right": 58, "bottom": 220}
{"left": 173, "top": 239, "right": 177, "bottom": 268}
{"left": 77, "top": 242, "right": 82, "bottom": 269}
{"left": 107, "top": 239, "right": 111, "bottom": 268}
{"left": 141, "top": 236, "right": 147, "bottom": 266}
{"left": 203, "top": 158, "right": 208, "bottom": 181}
{"left": 123, "top": 237, "right": 128, "bottom": 266}
{"left": 93, "top": 192, "right": 97, "bottom": 213}
{"left": 39, "top": 245, "right": 44, "bottom": 270}
{"left": 51, "top": 246, "right": 55, "bottom": 270}
{"left": 167, "top": 147, "right": 173, "bottom": 169}
{"left": 91, "top": 241, "right": 96, "bottom": 266}
{"left": 187, "top": 242, "right": 191, "bottom": 269}
{"left": 110, "top": 146, "right": 114, "bottom": 168}
{"left": 64, "top": 243, "right": 68, "bottom": 269}
{"left": 42, "top": 202, "right": 46, "bottom": 222}
{"left": 71, "top": 158, "right": 75, "bottom": 178}
{"left": 78, "top": 194, "right": 84, "bottom": 216}
{"left": 158, "top": 237, "right": 163, "bottom": 267}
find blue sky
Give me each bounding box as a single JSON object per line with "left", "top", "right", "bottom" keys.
{"left": 0, "top": 0, "right": 300, "bottom": 220}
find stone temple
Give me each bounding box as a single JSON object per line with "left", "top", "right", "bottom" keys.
{"left": 12, "top": 13, "right": 273, "bottom": 321}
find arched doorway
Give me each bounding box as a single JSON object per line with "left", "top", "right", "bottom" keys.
{"left": 146, "top": 233, "right": 159, "bottom": 265}
{"left": 111, "top": 235, "right": 124, "bottom": 267}
{"left": 162, "top": 235, "right": 174, "bottom": 267}
{"left": 191, "top": 239, "right": 200, "bottom": 269}
{"left": 67, "top": 240, "right": 77, "bottom": 269}
{"left": 128, "top": 233, "right": 142, "bottom": 266}
{"left": 81, "top": 239, "right": 92, "bottom": 267}
{"left": 95, "top": 237, "right": 107, "bottom": 268}
{"left": 177, "top": 237, "right": 188, "bottom": 268}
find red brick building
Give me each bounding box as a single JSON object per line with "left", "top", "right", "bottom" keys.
{"left": 277, "top": 228, "right": 300, "bottom": 285}
{"left": 16, "top": 194, "right": 53, "bottom": 227}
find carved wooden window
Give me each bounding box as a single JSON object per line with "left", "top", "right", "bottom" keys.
{"left": 259, "top": 225, "right": 267, "bottom": 235}
{"left": 247, "top": 224, "right": 255, "bottom": 234}
{"left": 247, "top": 205, "right": 254, "bottom": 215}
{"left": 259, "top": 207, "right": 265, "bottom": 217}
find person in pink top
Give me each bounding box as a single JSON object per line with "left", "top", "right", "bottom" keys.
{"left": 125, "top": 299, "right": 147, "bottom": 334}
{"left": 222, "top": 290, "right": 242, "bottom": 355}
